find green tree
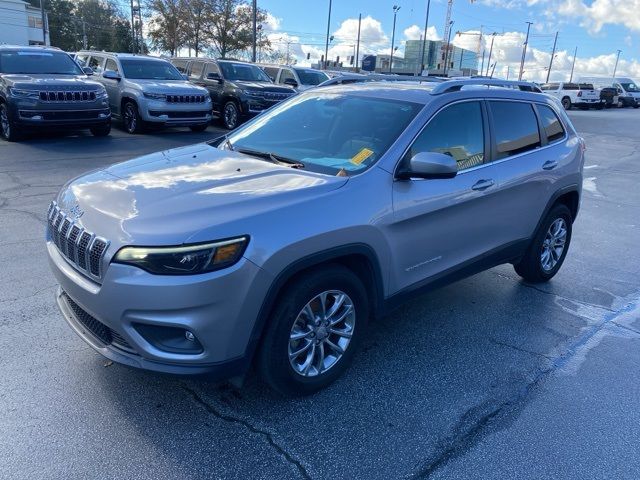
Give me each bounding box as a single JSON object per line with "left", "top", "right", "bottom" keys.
{"left": 207, "top": 0, "right": 269, "bottom": 58}
{"left": 42, "top": 0, "right": 78, "bottom": 51}
{"left": 146, "top": 0, "right": 185, "bottom": 56}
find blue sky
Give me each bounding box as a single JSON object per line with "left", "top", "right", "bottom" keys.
{"left": 258, "top": 0, "right": 639, "bottom": 81}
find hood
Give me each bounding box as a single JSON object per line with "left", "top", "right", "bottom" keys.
{"left": 232, "top": 80, "right": 295, "bottom": 93}
{"left": 125, "top": 79, "right": 208, "bottom": 94}
{"left": 1, "top": 74, "right": 102, "bottom": 89}
{"left": 57, "top": 144, "right": 347, "bottom": 247}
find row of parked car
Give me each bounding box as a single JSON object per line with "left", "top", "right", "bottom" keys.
{"left": 540, "top": 79, "right": 640, "bottom": 110}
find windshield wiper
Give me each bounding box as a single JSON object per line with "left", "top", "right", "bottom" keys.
{"left": 236, "top": 148, "right": 305, "bottom": 169}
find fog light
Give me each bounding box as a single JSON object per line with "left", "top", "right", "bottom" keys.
{"left": 185, "top": 330, "right": 195, "bottom": 342}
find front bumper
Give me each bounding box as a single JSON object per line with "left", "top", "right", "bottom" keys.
{"left": 140, "top": 99, "right": 212, "bottom": 126}
{"left": 47, "top": 241, "right": 273, "bottom": 378}
{"left": 9, "top": 98, "right": 111, "bottom": 128}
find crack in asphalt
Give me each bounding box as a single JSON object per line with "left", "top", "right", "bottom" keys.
{"left": 487, "top": 338, "right": 553, "bottom": 360}
{"left": 182, "top": 386, "right": 312, "bottom": 480}
{"left": 410, "top": 294, "right": 640, "bottom": 479}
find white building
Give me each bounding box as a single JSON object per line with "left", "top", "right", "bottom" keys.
{"left": 0, "top": 0, "right": 50, "bottom": 46}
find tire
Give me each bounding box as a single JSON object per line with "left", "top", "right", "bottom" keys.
{"left": 257, "top": 264, "right": 369, "bottom": 396}
{"left": 0, "top": 102, "right": 20, "bottom": 142}
{"left": 634, "top": 105, "right": 639, "bottom": 109}
{"left": 561, "top": 97, "right": 572, "bottom": 110}
{"left": 122, "top": 100, "right": 143, "bottom": 134}
{"left": 222, "top": 101, "right": 240, "bottom": 130}
{"left": 90, "top": 123, "right": 111, "bottom": 137}
{"left": 514, "top": 204, "right": 572, "bottom": 283}
{"left": 189, "top": 123, "right": 209, "bottom": 132}
{"left": 595, "top": 103, "right": 604, "bottom": 110}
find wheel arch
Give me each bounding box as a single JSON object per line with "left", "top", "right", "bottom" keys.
{"left": 245, "top": 243, "right": 385, "bottom": 364}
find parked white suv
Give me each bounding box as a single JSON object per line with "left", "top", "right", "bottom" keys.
{"left": 541, "top": 82, "right": 602, "bottom": 110}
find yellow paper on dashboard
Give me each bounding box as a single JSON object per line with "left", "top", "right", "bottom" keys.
{"left": 351, "top": 148, "right": 374, "bottom": 165}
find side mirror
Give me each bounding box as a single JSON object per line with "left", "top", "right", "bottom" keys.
{"left": 397, "top": 151, "right": 458, "bottom": 180}
{"left": 284, "top": 78, "right": 299, "bottom": 88}
{"left": 206, "top": 72, "right": 222, "bottom": 83}
{"left": 103, "top": 70, "right": 121, "bottom": 81}
{"left": 82, "top": 66, "right": 94, "bottom": 76}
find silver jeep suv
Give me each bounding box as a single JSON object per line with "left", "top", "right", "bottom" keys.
{"left": 77, "top": 51, "right": 212, "bottom": 133}
{"left": 47, "top": 79, "right": 584, "bottom": 396}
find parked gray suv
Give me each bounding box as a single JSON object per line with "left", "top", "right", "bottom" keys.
{"left": 77, "top": 51, "right": 212, "bottom": 133}
{"left": 47, "top": 79, "right": 584, "bottom": 395}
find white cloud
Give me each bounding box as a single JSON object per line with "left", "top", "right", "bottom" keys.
{"left": 262, "top": 13, "right": 281, "bottom": 32}
{"left": 403, "top": 25, "right": 441, "bottom": 41}
{"left": 333, "top": 16, "right": 388, "bottom": 46}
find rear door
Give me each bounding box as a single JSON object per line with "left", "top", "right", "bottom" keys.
{"left": 202, "top": 62, "right": 223, "bottom": 111}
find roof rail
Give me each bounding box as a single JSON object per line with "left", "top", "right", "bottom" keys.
{"left": 431, "top": 78, "right": 538, "bottom": 94}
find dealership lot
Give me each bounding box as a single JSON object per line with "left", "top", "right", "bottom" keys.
{"left": 1, "top": 111, "right": 639, "bottom": 479}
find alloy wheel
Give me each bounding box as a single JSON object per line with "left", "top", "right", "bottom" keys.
{"left": 0, "top": 105, "right": 10, "bottom": 139}
{"left": 224, "top": 103, "right": 238, "bottom": 129}
{"left": 540, "top": 218, "right": 567, "bottom": 271}
{"left": 124, "top": 104, "right": 137, "bottom": 133}
{"left": 288, "top": 290, "right": 356, "bottom": 378}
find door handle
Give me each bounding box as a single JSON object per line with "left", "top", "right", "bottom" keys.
{"left": 471, "top": 179, "right": 495, "bottom": 191}
{"left": 542, "top": 160, "right": 558, "bottom": 170}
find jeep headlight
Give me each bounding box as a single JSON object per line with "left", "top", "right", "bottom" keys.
{"left": 242, "top": 90, "right": 263, "bottom": 98}
{"left": 96, "top": 87, "right": 108, "bottom": 99}
{"left": 113, "top": 237, "right": 248, "bottom": 275}
{"left": 8, "top": 87, "right": 39, "bottom": 99}
{"left": 143, "top": 92, "right": 167, "bottom": 101}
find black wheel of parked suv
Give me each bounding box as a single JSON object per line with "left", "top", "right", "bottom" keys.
{"left": 561, "top": 97, "right": 572, "bottom": 110}
{"left": 0, "top": 102, "right": 20, "bottom": 142}
{"left": 122, "top": 100, "right": 143, "bottom": 134}
{"left": 190, "top": 124, "right": 209, "bottom": 132}
{"left": 258, "top": 265, "right": 369, "bottom": 396}
{"left": 222, "top": 101, "right": 240, "bottom": 130}
{"left": 514, "top": 204, "right": 572, "bottom": 283}
{"left": 90, "top": 123, "right": 111, "bottom": 137}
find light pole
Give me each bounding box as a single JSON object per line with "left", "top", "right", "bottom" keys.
{"left": 443, "top": 20, "right": 454, "bottom": 77}
{"left": 252, "top": 0, "right": 257, "bottom": 62}
{"left": 613, "top": 49, "right": 622, "bottom": 78}
{"left": 518, "top": 21, "right": 533, "bottom": 80}
{"left": 323, "top": 0, "right": 332, "bottom": 69}
{"left": 545, "top": 31, "right": 558, "bottom": 83}
{"left": 390, "top": 5, "right": 401, "bottom": 73}
{"left": 485, "top": 32, "right": 496, "bottom": 77}
{"left": 569, "top": 46, "right": 577, "bottom": 82}
{"left": 418, "top": 0, "right": 431, "bottom": 75}
{"left": 355, "top": 13, "right": 362, "bottom": 72}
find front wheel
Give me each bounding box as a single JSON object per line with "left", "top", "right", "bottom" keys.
{"left": 514, "top": 204, "right": 572, "bottom": 283}
{"left": 561, "top": 97, "right": 572, "bottom": 110}
{"left": 257, "top": 265, "right": 369, "bottom": 396}
{"left": 122, "top": 101, "right": 143, "bottom": 134}
{"left": 90, "top": 123, "right": 111, "bottom": 137}
{"left": 0, "top": 103, "right": 20, "bottom": 141}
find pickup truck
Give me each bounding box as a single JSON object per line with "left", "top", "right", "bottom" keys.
{"left": 541, "top": 82, "right": 602, "bottom": 110}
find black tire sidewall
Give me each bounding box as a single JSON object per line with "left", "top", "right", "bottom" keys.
{"left": 258, "top": 265, "right": 369, "bottom": 396}
{"left": 0, "top": 103, "right": 16, "bottom": 141}
{"left": 123, "top": 101, "right": 140, "bottom": 134}
{"left": 90, "top": 122, "right": 111, "bottom": 136}
{"left": 223, "top": 101, "right": 239, "bottom": 130}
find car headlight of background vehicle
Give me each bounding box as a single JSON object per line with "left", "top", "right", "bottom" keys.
{"left": 8, "top": 87, "right": 40, "bottom": 99}
{"left": 96, "top": 88, "right": 108, "bottom": 99}
{"left": 242, "top": 90, "right": 263, "bottom": 98}
{"left": 143, "top": 92, "right": 167, "bottom": 101}
{"left": 113, "top": 237, "right": 248, "bottom": 275}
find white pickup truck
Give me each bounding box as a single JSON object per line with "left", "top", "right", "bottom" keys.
{"left": 541, "top": 82, "right": 603, "bottom": 110}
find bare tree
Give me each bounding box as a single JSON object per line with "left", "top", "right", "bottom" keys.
{"left": 207, "top": 0, "right": 268, "bottom": 59}
{"left": 146, "top": 0, "right": 185, "bottom": 56}
{"left": 181, "top": 0, "right": 214, "bottom": 57}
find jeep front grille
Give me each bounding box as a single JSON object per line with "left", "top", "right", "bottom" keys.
{"left": 166, "top": 94, "right": 206, "bottom": 103}
{"left": 39, "top": 90, "right": 97, "bottom": 102}
{"left": 47, "top": 201, "right": 110, "bottom": 281}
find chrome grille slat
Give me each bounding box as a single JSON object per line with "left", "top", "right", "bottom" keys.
{"left": 167, "top": 94, "right": 205, "bottom": 103}
{"left": 47, "top": 201, "right": 109, "bottom": 281}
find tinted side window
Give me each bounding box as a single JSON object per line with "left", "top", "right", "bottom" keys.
{"left": 406, "top": 101, "right": 485, "bottom": 171}
{"left": 204, "top": 62, "right": 220, "bottom": 77}
{"left": 105, "top": 58, "right": 118, "bottom": 73}
{"left": 188, "top": 61, "right": 204, "bottom": 80}
{"left": 172, "top": 59, "right": 187, "bottom": 73}
{"left": 490, "top": 101, "right": 541, "bottom": 159}
{"left": 537, "top": 104, "right": 565, "bottom": 143}
{"left": 88, "top": 56, "right": 104, "bottom": 73}
{"left": 279, "top": 69, "right": 296, "bottom": 84}
{"left": 262, "top": 66, "right": 278, "bottom": 81}
{"left": 563, "top": 83, "right": 579, "bottom": 90}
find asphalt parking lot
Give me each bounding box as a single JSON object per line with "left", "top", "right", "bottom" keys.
{"left": 1, "top": 112, "right": 639, "bottom": 480}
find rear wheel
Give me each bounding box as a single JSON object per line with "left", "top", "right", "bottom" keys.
{"left": 90, "top": 123, "right": 111, "bottom": 137}
{"left": 514, "top": 204, "right": 572, "bottom": 283}
{"left": 258, "top": 265, "right": 368, "bottom": 396}
{"left": 0, "top": 102, "right": 20, "bottom": 141}
{"left": 561, "top": 97, "right": 572, "bottom": 110}
{"left": 122, "top": 100, "right": 143, "bottom": 134}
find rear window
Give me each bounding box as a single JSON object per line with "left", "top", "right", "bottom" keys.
{"left": 541, "top": 83, "right": 558, "bottom": 91}
{"left": 536, "top": 104, "right": 565, "bottom": 143}
{"left": 489, "top": 101, "right": 541, "bottom": 159}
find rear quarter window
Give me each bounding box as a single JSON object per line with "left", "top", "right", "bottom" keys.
{"left": 489, "top": 101, "right": 541, "bottom": 160}
{"left": 536, "top": 104, "right": 565, "bottom": 143}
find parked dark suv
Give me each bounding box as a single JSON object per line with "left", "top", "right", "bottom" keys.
{"left": 0, "top": 45, "right": 111, "bottom": 141}
{"left": 171, "top": 57, "right": 296, "bottom": 129}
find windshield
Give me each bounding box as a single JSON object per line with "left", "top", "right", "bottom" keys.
{"left": 621, "top": 82, "right": 639, "bottom": 92}
{"left": 295, "top": 69, "right": 329, "bottom": 86}
{"left": 225, "top": 92, "right": 422, "bottom": 175}
{"left": 219, "top": 61, "right": 272, "bottom": 82}
{"left": 0, "top": 51, "right": 83, "bottom": 75}
{"left": 120, "top": 59, "right": 183, "bottom": 80}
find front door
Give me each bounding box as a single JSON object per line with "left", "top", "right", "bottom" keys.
{"left": 102, "top": 58, "right": 120, "bottom": 114}
{"left": 202, "top": 62, "right": 224, "bottom": 112}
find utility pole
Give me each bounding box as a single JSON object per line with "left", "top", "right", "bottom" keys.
{"left": 506, "top": 65, "right": 510, "bottom": 80}
{"left": 485, "top": 32, "right": 496, "bottom": 76}
{"left": 545, "top": 31, "right": 558, "bottom": 83}
{"left": 418, "top": 0, "right": 431, "bottom": 75}
{"left": 323, "top": 0, "right": 332, "bottom": 69}
{"left": 443, "top": 21, "right": 454, "bottom": 76}
{"left": 82, "top": 20, "right": 87, "bottom": 49}
{"left": 613, "top": 49, "right": 622, "bottom": 78}
{"left": 569, "top": 46, "right": 577, "bottom": 82}
{"left": 480, "top": 49, "right": 485, "bottom": 75}
{"left": 130, "top": 0, "right": 136, "bottom": 53}
{"left": 252, "top": 0, "right": 257, "bottom": 62}
{"left": 518, "top": 21, "right": 533, "bottom": 80}
{"left": 40, "top": 0, "right": 47, "bottom": 45}
{"left": 355, "top": 14, "right": 362, "bottom": 72}
{"left": 390, "top": 5, "right": 401, "bottom": 73}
